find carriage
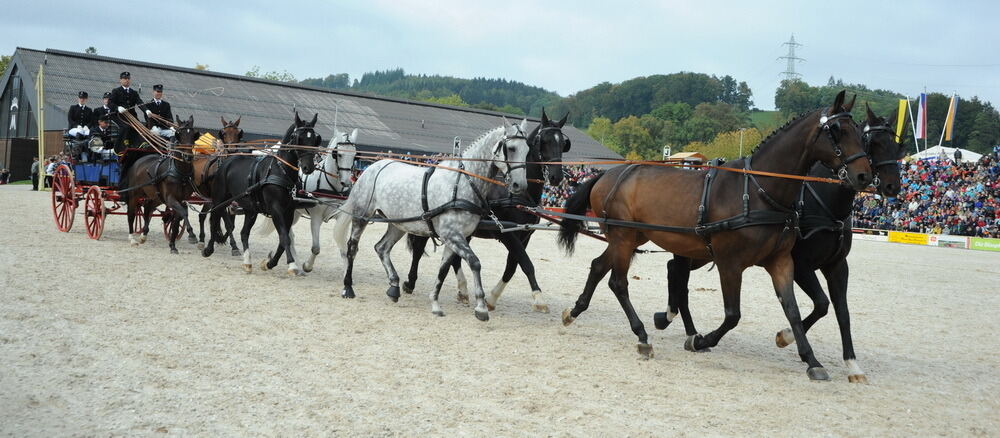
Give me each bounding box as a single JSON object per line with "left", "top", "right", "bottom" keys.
{"left": 50, "top": 137, "right": 202, "bottom": 241}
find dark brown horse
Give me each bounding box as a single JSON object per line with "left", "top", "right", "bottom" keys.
{"left": 122, "top": 116, "right": 197, "bottom": 254}
{"left": 189, "top": 116, "right": 244, "bottom": 255}
{"left": 655, "top": 104, "right": 907, "bottom": 383}
{"left": 557, "top": 91, "right": 872, "bottom": 380}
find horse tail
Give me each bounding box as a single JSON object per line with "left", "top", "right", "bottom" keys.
{"left": 557, "top": 171, "right": 604, "bottom": 255}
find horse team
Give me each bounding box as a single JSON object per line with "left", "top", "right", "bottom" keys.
{"left": 120, "top": 90, "right": 905, "bottom": 382}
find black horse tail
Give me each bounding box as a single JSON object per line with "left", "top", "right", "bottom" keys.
{"left": 406, "top": 234, "right": 429, "bottom": 256}
{"left": 557, "top": 171, "right": 604, "bottom": 255}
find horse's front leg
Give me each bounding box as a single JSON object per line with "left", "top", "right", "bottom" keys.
{"left": 139, "top": 200, "right": 154, "bottom": 244}
{"left": 441, "top": 231, "right": 488, "bottom": 321}
{"left": 302, "top": 207, "right": 324, "bottom": 272}
{"left": 374, "top": 226, "right": 407, "bottom": 301}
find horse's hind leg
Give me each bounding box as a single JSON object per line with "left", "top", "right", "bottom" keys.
{"left": 775, "top": 265, "right": 829, "bottom": 348}
{"left": 823, "top": 260, "right": 866, "bottom": 383}
{"left": 239, "top": 213, "right": 258, "bottom": 273}
{"left": 429, "top": 248, "right": 459, "bottom": 317}
{"left": 764, "top": 253, "right": 829, "bottom": 381}
{"left": 302, "top": 207, "right": 324, "bottom": 272}
{"left": 686, "top": 262, "right": 742, "bottom": 354}
{"left": 451, "top": 255, "right": 468, "bottom": 304}
{"left": 197, "top": 204, "right": 208, "bottom": 249}
{"left": 185, "top": 203, "right": 198, "bottom": 245}
{"left": 127, "top": 199, "right": 139, "bottom": 247}
{"left": 403, "top": 234, "right": 430, "bottom": 294}
{"left": 441, "top": 233, "right": 488, "bottom": 321}
{"left": 340, "top": 219, "right": 367, "bottom": 299}
{"left": 603, "top": 236, "right": 652, "bottom": 358}
{"left": 164, "top": 197, "right": 189, "bottom": 254}
{"left": 224, "top": 212, "right": 240, "bottom": 256}
{"left": 139, "top": 200, "right": 154, "bottom": 244}
{"left": 374, "top": 226, "right": 407, "bottom": 301}
{"left": 562, "top": 247, "right": 612, "bottom": 326}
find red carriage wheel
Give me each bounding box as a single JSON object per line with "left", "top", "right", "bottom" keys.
{"left": 50, "top": 164, "right": 76, "bottom": 232}
{"left": 83, "top": 186, "right": 106, "bottom": 240}
{"left": 161, "top": 209, "right": 186, "bottom": 241}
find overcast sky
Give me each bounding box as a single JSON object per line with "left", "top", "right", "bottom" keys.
{"left": 4, "top": 0, "right": 998, "bottom": 110}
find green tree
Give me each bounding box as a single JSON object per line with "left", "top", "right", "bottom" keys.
{"left": 425, "top": 94, "right": 468, "bottom": 107}
{"left": 690, "top": 128, "right": 764, "bottom": 160}
{"left": 245, "top": 66, "right": 296, "bottom": 82}
{"left": 586, "top": 117, "right": 620, "bottom": 153}
{"left": 85, "top": 46, "right": 97, "bottom": 54}
{"left": 0, "top": 55, "right": 10, "bottom": 75}
{"left": 613, "top": 116, "right": 657, "bottom": 159}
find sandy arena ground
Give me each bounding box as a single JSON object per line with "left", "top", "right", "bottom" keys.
{"left": 1, "top": 184, "right": 998, "bottom": 436}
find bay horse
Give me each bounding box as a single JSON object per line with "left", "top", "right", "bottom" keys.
{"left": 201, "top": 112, "right": 320, "bottom": 275}
{"left": 557, "top": 91, "right": 872, "bottom": 380}
{"left": 256, "top": 127, "right": 358, "bottom": 272}
{"left": 189, "top": 116, "right": 244, "bottom": 255}
{"left": 403, "top": 110, "right": 571, "bottom": 313}
{"left": 331, "top": 118, "right": 532, "bottom": 321}
{"left": 655, "top": 104, "right": 906, "bottom": 383}
{"left": 122, "top": 115, "right": 197, "bottom": 254}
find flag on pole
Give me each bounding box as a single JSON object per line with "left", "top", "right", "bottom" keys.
{"left": 895, "top": 99, "right": 908, "bottom": 140}
{"left": 944, "top": 95, "right": 958, "bottom": 141}
{"left": 915, "top": 93, "right": 927, "bottom": 139}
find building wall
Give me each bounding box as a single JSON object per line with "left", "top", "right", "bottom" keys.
{"left": 0, "top": 65, "right": 37, "bottom": 140}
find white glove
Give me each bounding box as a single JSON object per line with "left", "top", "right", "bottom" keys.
{"left": 145, "top": 109, "right": 152, "bottom": 116}
{"left": 117, "top": 106, "right": 126, "bottom": 113}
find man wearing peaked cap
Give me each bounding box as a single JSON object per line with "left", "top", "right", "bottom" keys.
{"left": 107, "top": 71, "right": 145, "bottom": 146}
{"left": 92, "top": 91, "right": 113, "bottom": 129}
{"left": 67, "top": 91, "right": 93, "bottom": 138}
{"left": 144, "top": 84, "right": 174, "bottom": 138}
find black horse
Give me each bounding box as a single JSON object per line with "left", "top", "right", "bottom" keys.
{"left": 202, "top": 112, "right": 320, "bottom": 276}
{"left": 654, "top": 105, "right": 906, "bottom": 383}
{"left": 403, "top": 110, "right": 571, "bottom": 313}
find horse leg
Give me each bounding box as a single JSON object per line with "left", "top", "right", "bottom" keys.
{"left": 489, "top": 232, "right": 547, "bottom": 313}
{"left": 654, "top": 256, "right": 703, "bottom": 336}
{"left": 373, "top": 226, "right": 407, "bottom": 301}
{"left": 775, "top": 266, "right": 829, "bottom": 348}
{"left": 201, "top": 209, "right": 220, "bottom": 257}
{"left": 441, "top": 232, "right": 488, "bottom": 321}
{"left": 403, "top": 235, "right": 430, "bottom": 294}
{"left": 282, "top": 213, "right": 304, "bottom": 276}
{"left": 302, "top": 207, "right": 324, "bottom": 272}
{"left": 822, "top": 260, "right": 866, "bottom": 383}
{"left": 451, "top": 255, "right": 469, "bottom": 305}
{"left": 263, "top": 210, "right": 295, "bottom": 274}
{"left": 225, "top": 212, "right": 241, "bottom": 256}
{"left": 197, "top": 204, "right": 208, "bottom": 249}
{"left": 239, "top": 213, "right": 258, "bottom": 273}
{"left": 340, "top": 218, "right": 367, "bottom": 299}
{"left": 562, "top": 248, "right": 612, "bottom": 326}
{"left": 185, "top": 203, "right": 198, "bottom": 245}
{"left": 139, "top": 200, "right": 154, "bottom": 244}
{"left": 685, "top": 262, "right": 742, "bottom": 353}
{"left": 127, "top": 198, "right": 139, "bottom": 247}
{"left": 764, "top": 253, "right": 829, "bottom": 381}
{"left": 605, "top": 240, "right": 653, "bottom": 359}
{"left": 164, "top": 197, "right": 188, "bottom": 255}
{"left": 429, "top": 248, "right": 459, "bottom": 317}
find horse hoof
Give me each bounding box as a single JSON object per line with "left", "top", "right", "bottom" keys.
{"left": 201, "top": 247, "right": 213, "bottom": 258}
{"left": 533, "top": 303, "right": 550, "bottom": 314}
{"left": 288, "top": 269, "right": 305, "bottom": 277}
{"left": 653, "top": 312, "right": 672, "bottom": 330}
{"left": 242, "top": 264, "right": 252, "bottom": 273}
{"left": 486, "top": 303, "right": 495, "bottom": 311}
{"left": 341, "top": 288, "right": 355, "bottom": 299}
{"left": 807, "top": 367, "right": 831, "bottom": 381}
{"left": 637, "top": 343, "right": 654, "bottom": 360}
{"left": 138, "top": 235, "right": 147, "bottom": 244}
{"left": 775, "top": 328, "right": 794, "bottom": 348}
{"left": 432, "top": 310, "right": 445, "bottom": 317}
{"left": 456, "top": 293, "right": 469, "bottom": 305}
{"left": 187, "top": 235, "right": 199, "bottom": 245}
{"left": 231, "top": 249, "right": 241, "bottom": 257}
{"left": 561, "top": 308, "right": 575, "bottom": 326}
{"left": 474, "top": 310, "right": 490, "bottom": 322}
{"left": 302, "top": 263, "right": 313, "bottom": 273}
{"left": 170, "top": 248, "right": 179, "bottom": 255}
{"left": 386, "top": 286, "right": 401, "bottom": 302}
{"left": 847, "top": 374, "right": 869, "bottom": 384}
{"left": 259, "top": 260, "right": 270, "bottom": 271}
{"left": 402, "top": 282, "right": 414, "bottom": 294}
{"left": 684, "top": 334, "right": 710, "bottom": 352}
{"left": 197, "top": 242, "right": 205, "bottom": 250}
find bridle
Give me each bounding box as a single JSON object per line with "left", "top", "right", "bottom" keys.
{"left": 530, "top": 125, "right": 569, "bottom": 184}
{"left": 819, "top": 109, "right": 868, "bottom": 183}
{"left": 333, "top": 140, "right": 357, "bottom": 174}
{"left": 285, "top": 126, "right": 321, "bottom": 171}
{"left": 493, "top": 125, "right": 528, "bottom": 185}
{"left": 862, "top": 122, "right": 902, "bottom": 190}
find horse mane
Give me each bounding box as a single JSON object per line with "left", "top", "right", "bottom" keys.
{"left": 459, "top": 125, "right": 506, "bottom": 157}
{"left": 280, "top": 122, "right": 296, "bottom": 144}
{"left": 748, "top": 108, "right": 819, "bottom": 156}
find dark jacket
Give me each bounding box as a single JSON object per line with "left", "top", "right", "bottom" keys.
{"left": 94, "top": 124, "right": 119, "bottom": 148}
{"left": 107, "top": 86, "right": 144, "bottom": 118}
{"left": 144, "top": 99, "right": 173, "bottom": 129}
{"left": 67, "top": 104, "right": 94, "bottom": 128}
{"left": 92, "top": 105, "right": 113, "bottom": 127}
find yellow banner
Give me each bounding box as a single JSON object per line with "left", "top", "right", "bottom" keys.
{"left": 888, "top": 231, "right": 929, "bottom": 245}
{"left": 944, "top": 96, "right": 957, "bottom": 141}
{"left": 895, "top": 99, "right": 908, "bottom": 140}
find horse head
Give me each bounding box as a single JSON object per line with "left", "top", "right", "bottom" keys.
{"left": 173, "top": 115, "right": 199, "bottom": 162}
{"left": 809, "top": 90, "right": 873, "bottom": 191}
{"left": 218, "top": 116, "right": 244, "bottom": 149}
{"left": 862, "top": 103, "right": 905, "bottom": 197}
{"left": 285, "top": 111, "right": 321, "bottom": 175}
{"left": 330, "top": 128, "right": 358, "bottom": 189}
{"left": 496, "top": 117, "right": 531, "bottom": 196}
{"left": 530, "top": 108, "right": 571, "bottom": 185}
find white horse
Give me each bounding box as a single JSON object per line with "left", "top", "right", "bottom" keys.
{"left": 332, "top": 118, "right": 531, "bottom": 321}
{"left": 257, "top": 128, "right": 358, "bottom": 272}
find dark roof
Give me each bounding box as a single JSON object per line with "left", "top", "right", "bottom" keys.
{"left": 8, "top": 48, "right": 622, "bottom": 160}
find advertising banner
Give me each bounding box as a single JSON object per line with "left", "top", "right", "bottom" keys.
{"left": 853, "top": 233, "right": 889, "bottom": 242}
{"left": 927, "top": 235, "right": 969, "bottom": 249}
{"left": 970, "top": 237, "right": 1000, "bottom": 252}
{"left": 888, "top": 231, "right": 929, "bottom": 245}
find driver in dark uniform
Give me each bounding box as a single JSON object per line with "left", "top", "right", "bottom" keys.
{"left": 92, "top": 92, "right": 113, "bottom": 128}
{"left": 143, "top": 84, "right": 174, "bottom": 138}
{"left": 107, "top": 71, "right": 145, "bottom": 147}
{"left": 93, "top": 115, "right": 120, "bottom": 160}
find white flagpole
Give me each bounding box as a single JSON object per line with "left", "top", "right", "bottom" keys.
{"left": 906, "top": 98, "right": 920, "bottom": 154}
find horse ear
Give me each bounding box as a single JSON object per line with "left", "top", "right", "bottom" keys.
{"left": 294, "top": 112, "right": 303, "bottom": 126}
{"left": 221, "top": 116, "right": 227, "bottom": 127}
{"left": 541, "top": 108, "right": 550, "bottom": 125}
{"left": 309, "top": 113, "right": 318, "bottom": 127}
{"left": 176, "top": 115, "right": 183, "bottom": 124}
{"left": 188, "top": 115, "right": 194, "bottom": 126}
{"left": 557, "top": 112, "right": 569, "bottom": 128}
{"left": 865, "top": 102, "right": 877, "bottom": 124}
{"left": 350, "top": 128, "right": 359, "bottom": 143}
{"left": 501, "top": 116, "right": 511, "bottom": 128}
{"left": 886, "top": 108, "right": 898, "bottom": 128}
{"left": 520, "top": 118, "right": 528, "bottom": 131}
{"left": 830, "top": 90, "right": 846, "bottom": 114}
{"left": 844, "top": 94, "right": 857, "bottom": 112}
{"left": 234, "top": 117, "right": 241, "bottom": 127}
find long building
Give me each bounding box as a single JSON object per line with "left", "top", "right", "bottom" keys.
{"left": 0, "top": 48, "right": 621, "bottom": 180}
